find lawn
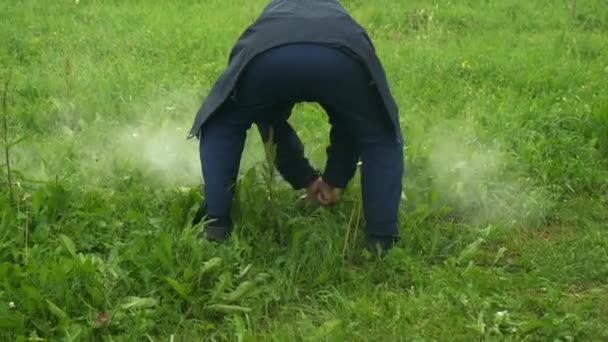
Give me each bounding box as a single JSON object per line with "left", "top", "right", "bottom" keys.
{"left": 1, "top": 0, "right": 607, "bottom": 340}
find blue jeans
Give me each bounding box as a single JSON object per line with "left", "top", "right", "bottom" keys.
{"left": 199, "top": 43, "right": 403, "bottom": 237}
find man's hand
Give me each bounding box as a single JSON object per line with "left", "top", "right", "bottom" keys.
{"left": 306, "top": 178, "right": 340, "bottom": 206}
{"left": 316, "top": 179, "right": 340, "bottom": 206}
{"left": 306, "top": 178, "right": 322, "bottom": 205}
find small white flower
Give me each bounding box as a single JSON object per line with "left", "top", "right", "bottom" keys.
{"left": 495, "top": 310, "right": 508, "bottom": 322}
{"left": 8, "top": 302, "right": 15, "bottom": 309}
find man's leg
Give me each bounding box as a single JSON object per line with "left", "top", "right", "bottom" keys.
{"left": 194, "top": 44, "right": 318, "bottom": 240}
{"left": 193, "top": 45, "right": 305, "bottom": 240}
{"left": 358, "top": 136, "right": 403, "bottom": 238}
{"left": 328, "top": 102, "right": 404, "bottom": 251}
{"left": 195, "top": 101, "right": 255, "bottom": 241}
{"left": 337, "top": 111, "right": 403, "bottom": 254}
{"left": 308, "top": 45, "right": 404, "bottom": 253}
{"left": 320, "top": 103, "right": 360, "bottom": 189}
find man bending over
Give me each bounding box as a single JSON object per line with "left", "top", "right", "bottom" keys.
{"left": 191, "top": 0, "right": 404, "bottom": 254}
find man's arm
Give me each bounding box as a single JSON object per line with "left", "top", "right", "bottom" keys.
{"left": 256, "top": 120, "right": 319, "bottom": 190}
{"left": 322, "top": 121, "right": 360, "bottom": 189}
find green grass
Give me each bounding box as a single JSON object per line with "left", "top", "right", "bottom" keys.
{"left": 1, "top": 0, "right": 608, "bottom": 340}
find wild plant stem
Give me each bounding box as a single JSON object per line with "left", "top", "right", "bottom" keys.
{"left": 24, "top": 201, "right": 29, "bottom": 266}
{"left": 264, "top": 127, "right": 278, "bottom": 228}
{"left": 352, "top": 200, "right": 361, "bottom": 253}
{"left": 2, "top": 68, "right": 14, "bottom": 207}
{"left": 342, "top": 202, "right": 357, "bottom": 259}
{"left": 64, "top": 53, "right": 72, "bottom": 100}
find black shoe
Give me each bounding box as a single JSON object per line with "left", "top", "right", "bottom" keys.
{"left": 366, "top": 235, "right": 399, "bottom": 256}
{"left": 202, "top": 224, "right": 231, "bottom": 242}
{"left": 192, "top": 202, "right": 232, "bottom": 242}
{"left": 198, "top": 217, "right": 232, "bottom": 242}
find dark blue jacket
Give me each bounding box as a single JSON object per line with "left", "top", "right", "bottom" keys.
{"left": 190, "top": 0, "right": 399, "bottom": 138}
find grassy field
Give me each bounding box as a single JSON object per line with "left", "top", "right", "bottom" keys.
{"left": 1, "top": 0, "right": 608, "bottom": 340}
